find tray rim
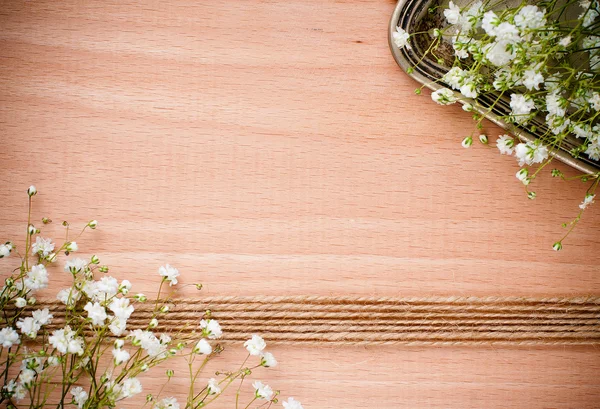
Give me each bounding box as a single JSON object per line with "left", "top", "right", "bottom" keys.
{"left": 387, "top": 0, "right": 599, "bottom": 176}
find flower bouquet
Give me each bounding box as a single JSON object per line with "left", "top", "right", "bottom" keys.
{"left": 389, "top": 0, "right": 599, "bottom": 248}
{"left": 0, "top": 186, "right": 304, "bottom": 409}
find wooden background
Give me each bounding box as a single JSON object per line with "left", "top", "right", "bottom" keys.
{"left": 1, "top": 0, "right": 600, "bottom": 407}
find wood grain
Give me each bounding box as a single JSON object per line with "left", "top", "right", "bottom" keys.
{"left": 1, "top": 0, "right": 599, "bottom": 407}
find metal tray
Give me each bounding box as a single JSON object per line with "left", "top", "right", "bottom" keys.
{"left": 388, "top": 0, "right": 600, "bottom": 175}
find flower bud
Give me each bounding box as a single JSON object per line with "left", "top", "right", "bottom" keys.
{"left": 478, "top": 134, "right": 488, "bottom": 144}
{"left": 141, "top": 364, "right": 149, "bottom": 372}
{"left": 149, "top": 318, "right": 158, "bottom": 328}
{"left": 15, "top": 298, "right": 27, "bottom": 308}
{"left": 27, "top": 185, "right": 37, "bottom": 197}
{"left": 146, "top": 395, "right": 154, "bottom": 402}
{"left": 551, "top": 169, "right": 563, "bottom": 178}
{"left": 461, "top": 136, "right": 473, "bottom": 148}
{"left": 28, "top": 297, "right": 36, "bottom": 305}
{"left": 88, "top": 220, "right": 98, "bottom": 229}
{"left": 462, "top": 103, "right": 473, "bottom": 112}
{"left": 119, "top": 280, "right": 132, "bottom": 295}
{"left": 42, "top": 217, "right": 51, "bottom": 224}
{"left": 65, "top": 242, "right": 78, "bottom": 252}
{"left": 114, "top": 339, "right": 124, "bottom": 349}
{"left": 516, "top": 168, "right": 529, "bottom": 182}
{"left": 99, "top": 266, "right": 109, "bottom": 273}
{"left": 134, "top": 293, "right": 147, "bottom": 302}
{"left": 28, "top": 224, "right": 37, "bottom": 235}
{"left": 159, "top": 305, "right": 169, "bottom": 313}
{"left": 5, "top": 277, "right": 14, "bottom": 287}
{"left": 90, "top": 255, "right": 100, "bottom": 264}
{"left": 527, "top": 191, "right": 536, "bottom": 200}
{"left": 166, "top": 369, "right": 174, "bottom": 378}
{"left": 553, "top": 242, "right": 562, "bottom": 251}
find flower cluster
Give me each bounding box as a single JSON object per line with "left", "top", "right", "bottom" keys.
{"left": 0, "top": 187, "right": 305, "bottom": 409}
{"left": 394, "top": 1, "right": 600, "bottom": 248}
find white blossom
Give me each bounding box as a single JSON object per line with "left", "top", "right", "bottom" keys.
{"left": 207, "top": 378, "right": 221, "bottom": 395}
{"left": 154, "top": 397, "right": 180, "bottom": 409}
{"left": 484, "top": 41, "right": 515, "bottom": 66}
{"left": 260, "top": 352, "right": 277, "bottom": 367}
{"left": 0, "top": 243, "right": 12, "bottom": 258}
{"left": 514, "top": 5, "right": 546, "bottom": 31}
{"left": 15, "top": 298, "right": 27, "bottom": 308}
{"left": 253, "top": 380, "right": 274, "bottom": 400}
{"left": 585, "top": 141, "right": 600, "bottom": 160}
{"left": 117, "top": 377, "right": 142, "bottom": 399}
{"left": 64, "top": 258, "right": 87, "bottom": 274}
{"left": 16, "top": 317, "right": 41, "bottom": 338}
{"left": 244, "top": 334, "right": 267, "bottom": 356}
{"left": 444, "top": 1, "right": 462, "bottom": 25}
{"left": 514, "top": 141, "right": 549, "bottom": 166}
{"left": 199, "top": 319, "right": 222, "bottom": 339}
{"left": 496, "top": 135, "right": 515, "bottom": 155}
{"left": 509, "top": 94, "right": 535, "bottom": 123}
{"left": 84, "top": 302, "right": 108, "bottom": 326}
{"left": 0, "top": 327, "right": 20, "bottom": 348}
{"left": 392, "top": 26, "right": 410, "bottom": 49}
{"left": 65, "top": 242, "right": 78, "bottom": 252}
{"left": 112, "top": 347, "right": 131, "bottom": 365}
{"left": 24, "top": 264, "right": 49, "bottom": 290}
{"left": 32, "top": 308, "right": 53, "bottom": 326}
{"left": 57, "top": 288, "right": 81, "bottom": 306}
{"left": 482, "top": 11, "right": 500, "bottom": 35}
{"left": 193, "top": 338, "right": 212, "bottom": 355}
{"left": 109, "top": 297, "right": 135, "bottom": 320}
{"left": 579, "top": 194, "right": 596, "bottom": 209}
{"left": 159, "top": 264, "right": 180, "bottom": 286}
{"left": 70, "top": 386, "right": 89, "bottom": 409}
{"left": 31, "top": 237, "right": 54, "bottom": 257}
{"left": 128, "top": 329, "right": 167, "bottom": 358}
{"left": 282, "top": 397, "right": 304, "bottom": 409}
{"left": 49, "top": 326, "right": 85, "bottom": 355}
{"left": 522, "top": 69, "right": 544, "bottom": 90}
{"left": 431, "top": 88, "right": 458, "bottom": 105}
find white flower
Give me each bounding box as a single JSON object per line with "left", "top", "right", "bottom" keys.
{"left": 522, "top": 69, "right": 544, "bottom": 91}
{"left": 109, "top": 297, "right": 135, "bottom": 320}
{"left": 84, "top": 302, "right": 108, "bottom": 326}
{"left": 516, "top": 168, "right": 530, "bottom": 185}
{"left": 260, "top": 352, "right": 277, "bottom": 367}
{"left": 207, "top": 378, "right": 221, "bottom": 395}
{"left": 0, "top": 243, "right": 12, "bottom": 258}
{"left": 484, "top": 41, "right": 514, "bottom": 66}
{"left": 514, "top": 141, "right": 549, "bottom": 166}
{"left": 193, "top": 339, "right": 212, "bottom": 355}
{"left": 545, "top": 92, "right": 567, "bottom": 117}
{"left": 459, "top": 80, "right": 478, "bottom": 99}
{"left": 119, "top": 279, "right": 132, "bottom": 294}
{"left": 444, "top": 1, "right": 462, "bottom": 25}
{"left": 392, "top": 26, "right": 410, "bottom": 49}
{"left": 509, "top": 94, "right": 535, "bottom": 123}
{"left": 431, "top": 88, "right": 458, "bottom": 105}
{"left": 496, "top": 135, "right": 515, "bottom": 155}
{"left": 49, "top": 327, "right": 85, "bottom": 355}
{"left": 159, "top": 334, "right": 171, "bottom": 344}
{"left": 585, "top": 141, "right": 600, "bottom": 161}
{"left": 253, "top": 381, "right": 274, "bottom": 400}
{"left": 482, "top": 11, "right": 500, "bottom": 35}
{"left": 461, "top": 1, "right": 483, "bottom": 31}
{"left": 109, "top": 316, "right": 128, "bottom": 336}
{"left": 494, "top": 22, "right": 520, "bottom": 44}
{"left": 31, "top": 237, "right": 54, "bottom": 257}
{"left": 442, "top": 66, "right": 466, "bottom": 90}
{"left": 159, "top": 264, "right": 180, "bottom": 286}
{"left": 117, "top": 377, "right": 143, "bottom": 399}
{"left": 65, "top": 242, "right": 78, "bottom": 252}
{"left": 64, "top": 258, "right": 87, "bottom": 274}
{"left": 0, "top": 327, "right": 20, "bottom": 348}
{"left": 590, "top": 92, "right": 600, "bottom": 111}
{"left": 154, "top": 397, "right": 180, "bottom": 409}
{"left": 244, "top": 334, "right": 267, "bottom": 356}
{"left": 70, "top": 386, "right": 88, "bottom": 409}
{"left": 19, "top": 368, "right": 36, "bottom": 385}
{"left": 16, "top": 317, "right": 41, "bottom": 338}
{"left": 112, "top": 347, "right": 131, "bottom": 365}
{"left": 579, "top": 194, "right": 596, "bottom": 209}
{"left": 282, "top": 397, "right": 304, "bottom": 409}
{"left": 128, "top": 330, "right": 166, "bottom": 358}
{"left": 24, "top": 264, "right": 49, "bottom": 290}
{"left": 514, "top": 5, "right": 546, "bottom": 31}
{"left": 96, "top": 276, "right": 119, "bottom": 299}
{"left": 47, "top": 356, "right": 59, "bottom": 366}
{"left": 559, "top": 36, "right": 572, "bottom": 47}
{"left": 199, "top": 319, "right": 222, "bottom": 339}
{"left": 32, "top": 308, "right": 53, "bottom": 325}
{"left": 57, "top": 288, "right": 81, "bottom": 306}
{"left": 15, "top": 298, "right": 27, "bottom": 308}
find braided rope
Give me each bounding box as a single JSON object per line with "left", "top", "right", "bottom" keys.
{"left": 11, "top": 296, "right": 600, "bottom": 346}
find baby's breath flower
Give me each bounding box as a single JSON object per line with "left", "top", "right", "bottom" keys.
{"left": 32, "top": 237, "right": 54, "bottom": 258}
{"left": 84, "top": 302, "right": 108, "bottom": 326}
{"left": 88, "top": 220, "right": 98, "bottom": 229}
{"left": 496, "top": 134, "right": 514, "bottom": 155}
{"left": 134, "top": 293, "right": 147, "bottom": 302}
{"left": 49, "top": 326, "right": 84, "bottom": 355}
{"left": 119, "top": 279, "right": 132, "bottom": 295}
{"left": 392, "top": 26, "right": 410, "bottom": 50}
{"left": 260, "top": 352, "right": 278, "bottom": 367}
{"left": 244, "top": 334, "right": 267, "bottom": 356}
{"left": 253, "top": 381, "right": 274, "bottom": 400}
{"left": 15, "top": 298, "right": 27, "bottom": 308}
{"left": 70, "top": 386, "right": 88, "bottom": 409}
{"left": 200, "top": 319, "right": 223, "bottom": 339}
{"left": 112, "top": 347, "right": 130, "bottom": 365}
{"left": 17, "top": 317, "right": 41, "bottom": 338}
{"left": 0, "top": 242, "right": 13, "bottom": 258}
{"left": 154, "top": 397, "right": 180, "bottom": 409}
{"left": 553, "top": 242, "right": 563, "bottom": 251}
{"left": 27, "top": 185, "right": 37, "bottom": 197}
{"left": 32, "top": 308, "right": 53, "bottom": 326}
{"left": 207, "top": 378, "right": 221, "bottom": 395}
{"left": 193, "top": 338, "right": 212, "bottom": 355}
{"left": 65, "top": 258, "right": 87, "bottom": 275}
{"left": 0, "top": 327, "right": 20, "bottom": 348}
{"left": 579, "top": 194, "right": 596, "bottom": 209}
{"left": 149, "top": 318, "right": 159, "bottom": 329}
{"left": 478, "top": 134, "right": 488, "bottom": 144}
{"left": 282, "top": 397, "right": 304, "bottom": 409}
{"left": 65, "top": 241, "right": 78, "bottom": 252}
{"left": 431, "top": 88, "right": 458, "bottom": 105}
{"left": 158, "top": 264, "right": 180, "bottom": 286}
{"left": 24, "top": 264, "right": 49, "bottom": 291}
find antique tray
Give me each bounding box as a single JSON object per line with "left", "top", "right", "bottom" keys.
{"left": 388, "top": 0, "right": 600, "bottom": 175}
